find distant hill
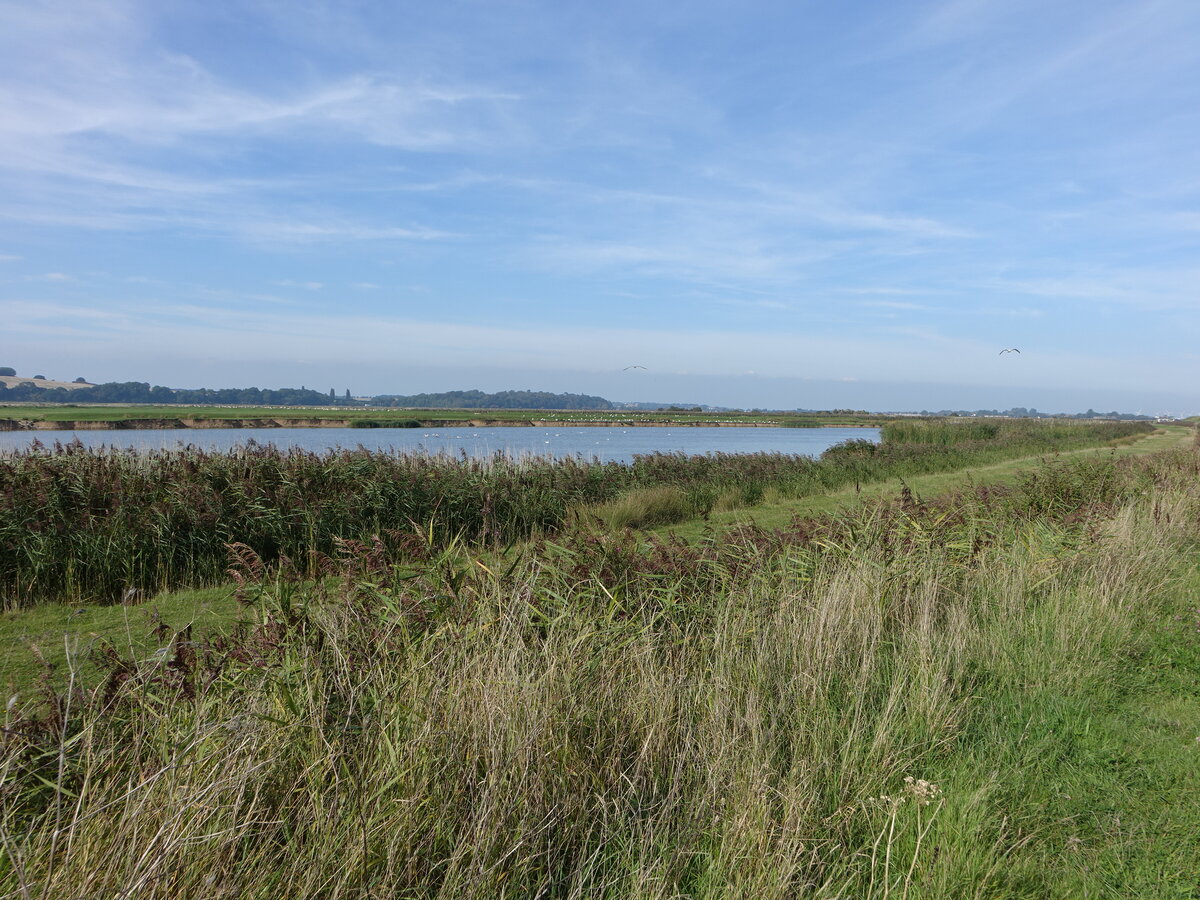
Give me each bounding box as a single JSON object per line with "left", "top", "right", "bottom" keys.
{"left": 0, "top": 379, "right": 617, "bottom": 410}
{"left": 0, "top": 375, "right": 94, "bottom": 391}
{"left": 370, "top": 390, "right": 614, "bottom": 410}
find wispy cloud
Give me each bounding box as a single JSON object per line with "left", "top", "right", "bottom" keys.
{"left": 0, "top": 3, "right": 505, "bottom": 246}
{"left": 997, "top": 267, "right": 1200, "bottom": 311}
{"left": 3, "top": 297, "right": 1186, "bottom": 395}
{"left": 857, "top": 300, "right": 935, "bottom": 311}
{"left": 1, "top": 1, "right": 1198, "bottom": 409}
{"left": 273, "top": 280, "right": 324, "bottom": 291}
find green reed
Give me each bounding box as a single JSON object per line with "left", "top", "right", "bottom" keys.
{"left": 2, "top": 442, "right": 1196, "bottom": 897}
{"left": 0, "top": 420, "right": 1152, "bottom": 606}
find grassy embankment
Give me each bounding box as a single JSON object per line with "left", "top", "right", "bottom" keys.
{"left": 1, "top": 427, "right": 1198, "bottom": 896}
{"left": 0, "top": 419, "right": 1151, "bottom": 610}
{"left": 647, "top": 422, "right": 1191, "bottom": 540}
{"left": 1, "top": 423, "right": 1180, "bottom": 689}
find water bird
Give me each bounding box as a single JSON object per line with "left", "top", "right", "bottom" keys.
{"left": 998, "top": 348, "right": 1021, "bottom": 355}
{"left": 623, "top": 365, "right": 647, "bottom": 371}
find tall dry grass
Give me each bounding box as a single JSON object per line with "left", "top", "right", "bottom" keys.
{"left": 3, "top": 444, "right": 1196, "bottom": 897}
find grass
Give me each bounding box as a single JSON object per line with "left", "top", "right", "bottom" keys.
{"left": 583, "top": 484, "right": 697, "bottom": 529}
{"left": 0, "top": 419, "right": 1150, "bottom": 607}
{"left": 0, "top": 585, "right": 239, "bottom": 689}
{"left": 979, "top": 562, "right": 1200, "bottom": 895}
{"left": 650, "top": 423, "right": 1187, "bottom": 541}
{"left": 1, "top": 425, "right": 1171, "bottom": 683}
{"left": 1, "top": 439, "right": 1198, "bottom": 896}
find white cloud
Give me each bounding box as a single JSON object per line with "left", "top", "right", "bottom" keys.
{"left": 236, "top": 221, "right": 452, "bottom": 243}
{"left": 0, "top": 5, "right": 518, "bottom": 155}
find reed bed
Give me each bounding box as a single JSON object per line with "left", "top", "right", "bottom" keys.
{"left": 1, "top": 443, "right": 1196, "bottom": 897}
{"left": 878, "top": 417, "right": 1144, "bottom": 447}
{"left": 0, "top": 420, "right": 1151, "bottom": 607}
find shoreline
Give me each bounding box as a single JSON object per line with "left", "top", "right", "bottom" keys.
{"left": 0, "top": 417, "right": 879, "bottom": 432}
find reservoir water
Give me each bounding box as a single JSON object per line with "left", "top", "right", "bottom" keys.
{"left": 0, "top": 426, "right": 878, "bottom": 464}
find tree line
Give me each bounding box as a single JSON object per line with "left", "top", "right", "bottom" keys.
{"left": 369, "top": 389, "right": 614, "bottom": 410}
{"left": 0, "top": 380, "right": 358, "bottom": 406}
{"left": 0, "top": 380, "right": 617, "bottom": 410}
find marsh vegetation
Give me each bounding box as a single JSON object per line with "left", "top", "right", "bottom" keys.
{"left": 1, "top": 418, "right": 1195, "bottom": 898}
{"left": 0, "top": 419, "right": 1149, "bottom": 607}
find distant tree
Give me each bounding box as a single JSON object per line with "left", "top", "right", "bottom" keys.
{"left": 73, "top": 377, "right": 87, "bottom": 383}
{"left": 369, "top": 389, "right": 614, "bottom": 411}
{"left": 0, "top": 367, "right": 14, "bottom": 377}
{"left": 33, "top": 375, "right": 46, "bottom": 380}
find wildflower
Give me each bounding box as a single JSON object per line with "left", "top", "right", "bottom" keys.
{"left": 903, "top": 775, "right": 943, "bottom": 806}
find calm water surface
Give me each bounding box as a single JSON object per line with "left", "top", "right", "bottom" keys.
{"left": 0, "top": 426, "right": 878, "bottom": 464}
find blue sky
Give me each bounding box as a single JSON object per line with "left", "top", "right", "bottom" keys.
{"left": 2, "top": 0, "right": 1199, "bottom": 413}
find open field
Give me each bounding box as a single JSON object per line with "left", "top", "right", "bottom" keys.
{"left": 0, "top": 377, "right": 94, "bottom": 392}
{"left": 0, "top": 424, "right": 1197, "bottom": 897}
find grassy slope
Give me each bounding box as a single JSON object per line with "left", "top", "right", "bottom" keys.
{"left": 1030, "top": 563, "right": 1200, "bottom": 895}
{"left": 650, "top": 424, "right": 1191, "bottom": 541}
{"left": 0, "top": 586, "right": 239, "bottom": 689}
{"left": 942, "top": 555, "right": 1200, "bottom": 896}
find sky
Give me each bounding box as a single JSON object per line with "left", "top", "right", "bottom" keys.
{"left": 2, "top": 0, "right": 1199, "bottom": 414}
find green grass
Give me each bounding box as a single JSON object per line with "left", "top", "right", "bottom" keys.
{"left": 4, "top": 419, "right": 1151, "bottom": 607}
{"left": 2, "top": 443, "right": 1198, "bottom": 896}
{"left": 583, "top": 484, "right": 698, "bottom": 529}
{"left": 649, "top": 424, "right": 1189, "bottom": 541}
{"left": 987, "top": 563, "right": 1200, "bottom": 895}
{"left": 0, "top": 585, "right": 239, "bottom": 689}
{"left": 1, "top": 433, "right": 1198, "bottom": 896}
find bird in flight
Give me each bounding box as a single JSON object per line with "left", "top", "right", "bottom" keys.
{"left": 998, "top": 348, "right": 1020, "bottom": 355}
{"left": 623, "top": 365, "right": 647, "bottom": 371}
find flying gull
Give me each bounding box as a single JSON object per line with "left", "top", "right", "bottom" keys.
{"left": 998, "top": 348, "right": 1020, "bottom": 355}
{"left": 623, "top": 365, "right": 647, "bottom": 371}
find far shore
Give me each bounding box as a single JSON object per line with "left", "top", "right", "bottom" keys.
{"left": 0, "top": 416, "right": 879, "bottom": 432}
